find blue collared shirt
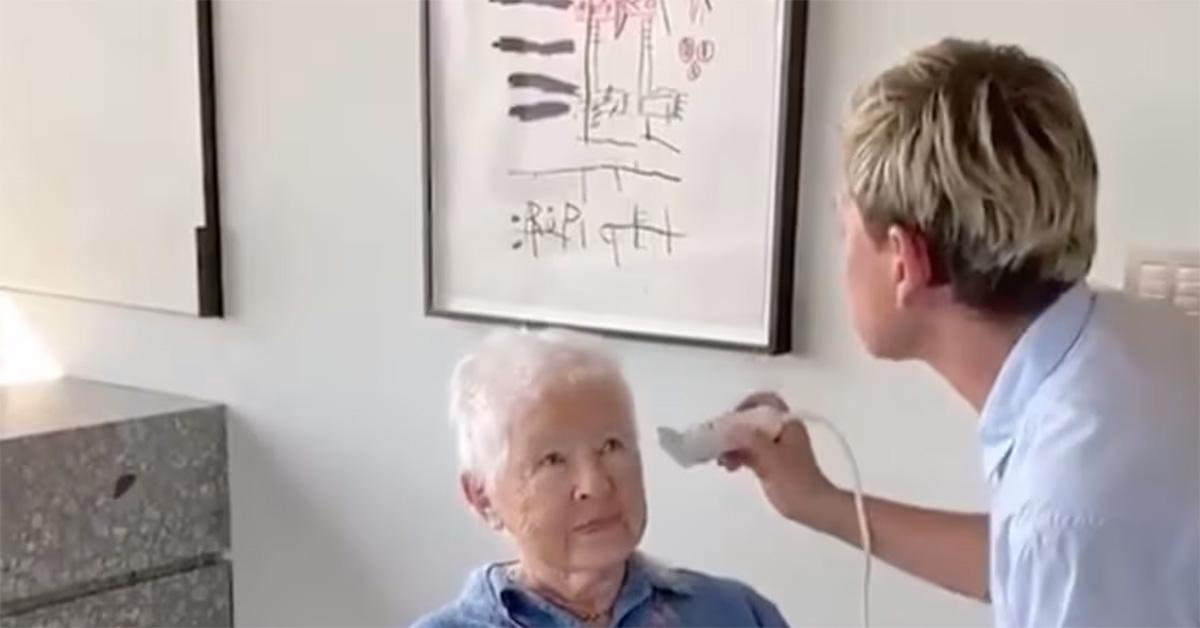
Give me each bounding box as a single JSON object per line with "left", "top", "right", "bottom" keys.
{"left": 412, "top": 553, "right": 788, "bottom": 627}
{"left": 980, "top": 283, "right": 1199, "bottom": 627}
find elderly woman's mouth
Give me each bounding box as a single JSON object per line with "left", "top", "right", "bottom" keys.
{"left": 574, "top": 513, "right": 624, "bottom": 534}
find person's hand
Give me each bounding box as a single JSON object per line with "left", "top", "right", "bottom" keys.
{"left": 718, "top": 392, "right": 840, "bottom": 526}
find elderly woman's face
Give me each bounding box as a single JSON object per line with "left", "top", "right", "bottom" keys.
{"left": 491, "top": 378, "right": 646, "bottom": 571}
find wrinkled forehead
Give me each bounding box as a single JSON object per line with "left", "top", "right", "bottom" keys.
{"left": 506, "top": 377, "right": 637, "bottom": 448}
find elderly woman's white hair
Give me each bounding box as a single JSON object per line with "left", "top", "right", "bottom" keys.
{"left": 449, "top": 328, "right": 636, "bottom": 481}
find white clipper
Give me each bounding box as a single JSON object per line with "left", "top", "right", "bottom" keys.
{"left": 656, "top": 406, "right": 787, "bottom": 468}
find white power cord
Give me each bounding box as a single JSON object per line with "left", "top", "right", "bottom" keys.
{"left": 794, "top": 413, "right": 872, "bottom": 628}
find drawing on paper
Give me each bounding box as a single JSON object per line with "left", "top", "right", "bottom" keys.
{"left": 427, "top": 0, "right": 805, "bottom": 351}
{"left": 490, "top": 0, "right": 720, "bottom": 266}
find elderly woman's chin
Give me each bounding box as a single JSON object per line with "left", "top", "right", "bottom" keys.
{"left": 566, "top": 512, "right": 644, "bottom": 570}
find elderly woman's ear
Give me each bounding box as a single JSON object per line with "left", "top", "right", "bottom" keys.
{"left": 460, "top": 472, "right": 503, "bottom": 530}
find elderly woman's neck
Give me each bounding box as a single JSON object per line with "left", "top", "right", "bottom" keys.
{"left": 516, "top": 559, "right": 628, "bottom": 620}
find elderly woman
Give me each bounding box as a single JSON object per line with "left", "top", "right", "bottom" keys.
{"left": 415, "top": 329, "right": 787, "bottom": 627}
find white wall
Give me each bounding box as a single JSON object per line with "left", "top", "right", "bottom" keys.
{"left": 0, "top": 0, "right": 207, "bottom": 314}
{"left": 4, "top": 0, "right": 1197, "bottom": 626}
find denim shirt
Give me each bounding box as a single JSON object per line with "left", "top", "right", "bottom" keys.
{"left": 413, "top": 553, "right": 788, "bottom": 627}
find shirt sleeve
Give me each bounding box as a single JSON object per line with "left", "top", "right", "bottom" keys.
{"left": 1005, "top": 516, "right": 1181, "bottom": 628}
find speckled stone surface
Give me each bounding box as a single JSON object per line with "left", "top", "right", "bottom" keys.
{"left": 0, "top": 562, "right": 232, "bottom": 628}
{"left": 0, "top": 379, "right": 230, "bottom": 611}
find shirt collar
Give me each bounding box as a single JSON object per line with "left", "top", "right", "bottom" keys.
{"left": 978, "top": 282, "right": 1096, "bottom": 483}
{"left": 486, "top": 553, "right": 693, "bottom": 626}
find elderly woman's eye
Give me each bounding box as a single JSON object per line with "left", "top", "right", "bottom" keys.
{"left": 601, "top": 438, "right": 625, "bottom": 454}
{"left": 538, "top": 452, "right": 566, "bottom": 468}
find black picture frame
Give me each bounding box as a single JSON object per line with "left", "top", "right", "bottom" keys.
{"left": 422, "top": 0, "right": 807, "bottom": 353}
{"left": 196, "top": 0, "right": 224, "bottom": 318}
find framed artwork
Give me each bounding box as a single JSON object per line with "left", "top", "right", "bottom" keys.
{"left": 0, "top": 0, "right": 223, "bottom": 317}
{"left": 424, "top": 0, "right": 806, "bottom": 352}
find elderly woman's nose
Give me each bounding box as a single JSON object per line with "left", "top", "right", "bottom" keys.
{"left": 572, "top": 456, "right": 615, "bottom": 500}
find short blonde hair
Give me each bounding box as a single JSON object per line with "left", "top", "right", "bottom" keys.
{"left": 842, "top": 38, "right": 1097, "bottom": 313}
{"left": 448, "top": 328, "right": 634, "bottom": 480}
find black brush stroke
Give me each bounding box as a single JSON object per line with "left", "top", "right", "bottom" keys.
{"left": 492, "top": 37, "right": 575, "bottom": 55}
{"left": 508, "top": 73, "right": 579, "bottom": 95}
{"left": 508, "top": 101, "right": 571, "bottom": 121}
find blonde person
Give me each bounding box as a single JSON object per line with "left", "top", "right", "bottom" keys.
{"left": 416, "top": 329, "right": 787, "bottom": 627}
{"left": 721, "top": 39, "right": 1199, "bottom": 627}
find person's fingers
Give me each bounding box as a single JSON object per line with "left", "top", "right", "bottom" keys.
{"left": 723, "top": 421, "right": 776, "bottom": 453}
{"left": 774, "top": 419, "right": 812, "bottom": 447}
{"left": 722, "top": 423, "right": 783, "bottom": 479}
{"left": 718, "top": 451, "right": 749, "bottom": 470}
{"left": 735, "top": 391, "right": 789, "bottom": 413}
